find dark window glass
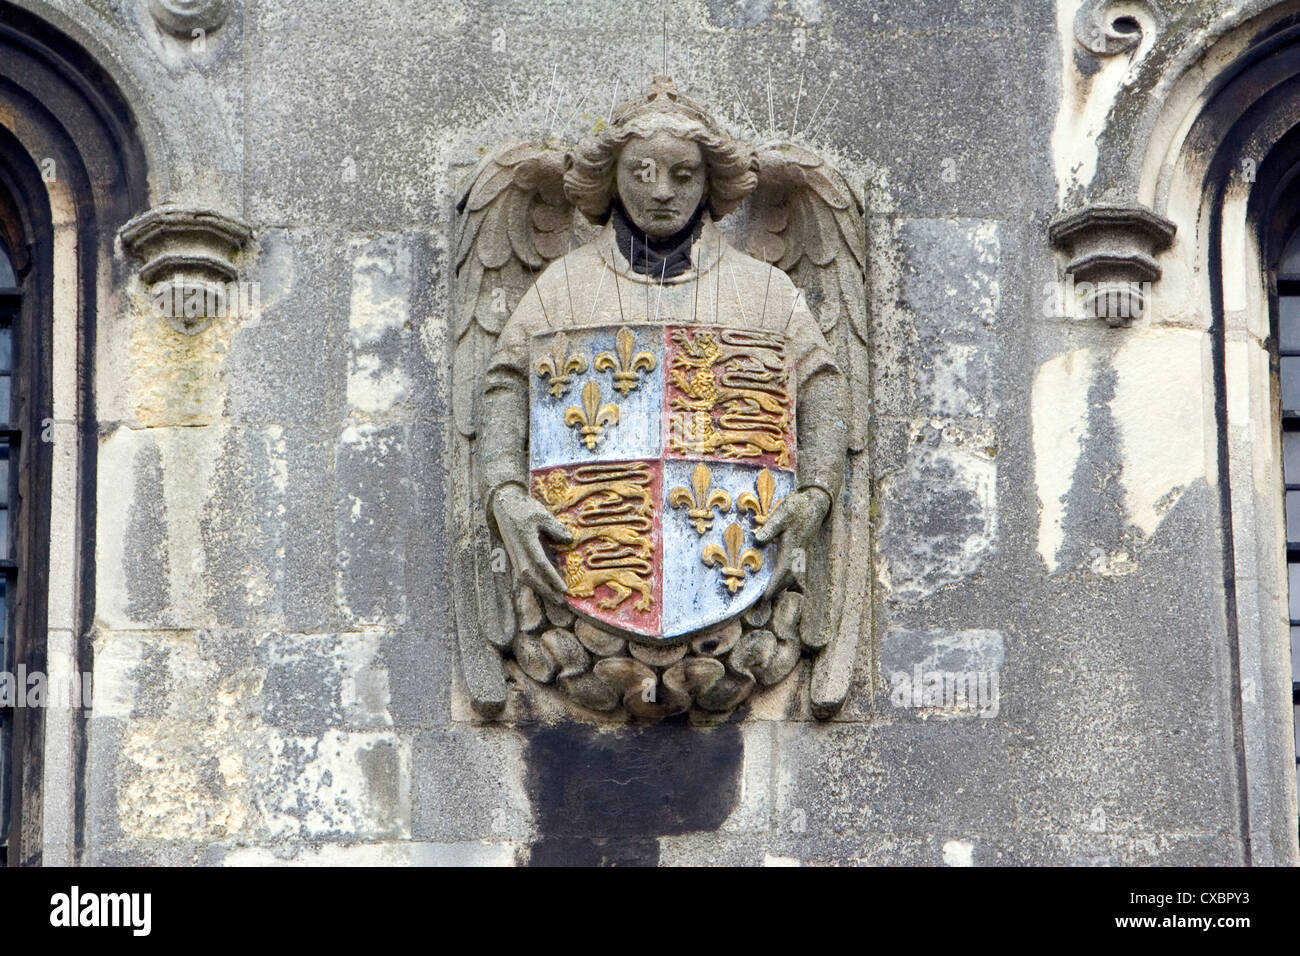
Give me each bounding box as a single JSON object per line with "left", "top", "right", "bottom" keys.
{"left": 1279, "top": 227, "right": 1300, "bottom": 277}
{"left": 1281, "top": 295, "right": 1300, "bottom": 351}
{"left": 0, "top": 187, "right": 37, "bottom": 868}
{"left": 0, "top": 236, "right": 14, "bottom": 862}
{"left": 0, "top": 439, "right": 10, "bottom": 561}
{"left": 1285, "top": 433, "right": 1300, "bottom": 486}
{"left": 1277, "top": 272, "right": 1300, "bottom": 812}
{"left": 0, "top": 576, "right": 7, "bottom": 856}
{"left": 1283, "top": 356, "right": 1300, "bottom": 414}
{"left": 0, "top": 319, "right": 12, "bottom": 425}
{"left": 1287, "top": 491, "right": 1300, "bottom": 548}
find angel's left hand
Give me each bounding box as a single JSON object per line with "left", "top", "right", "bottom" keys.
{"left": 753, "top": 487, "right": 831, "bottom": 599}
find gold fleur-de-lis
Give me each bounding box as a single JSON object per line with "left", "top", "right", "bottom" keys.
{"left": 669, "top": 463, "right": 732, "bottom": 535}
{"left": 535, "top": 331, "right": 588, "bottom": 398}
{"left": 595, "top": 326, "right": 657, "bottom": 396}
{"left": 702, "top": 522, "right": 763, "bottom": 594}
{"left": 564, "top": 380, "right": 619, "bottom": 449}
{"left": 737, "top": 468, "right": 783, "bottom": 528}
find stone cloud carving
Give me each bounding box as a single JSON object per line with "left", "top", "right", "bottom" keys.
{"left": 451, "top": 77, "right": 870, "bottom": 721}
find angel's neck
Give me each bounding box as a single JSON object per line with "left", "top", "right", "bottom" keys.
{"left": 609, "top": 200, "right": 705, "bottom": 279}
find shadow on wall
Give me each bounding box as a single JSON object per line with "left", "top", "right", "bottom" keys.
{"left": 523, "top": 721, "right": 743, "bottom": 866}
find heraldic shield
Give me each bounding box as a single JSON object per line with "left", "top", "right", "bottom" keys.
{"left": 529, "top": 323, "right": 796, "bottom": 642}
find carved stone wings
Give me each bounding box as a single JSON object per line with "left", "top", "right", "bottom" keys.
{"left": 746, "top": 143, "right": 869, "bottom": 453}
{"left": 453, "top": 144, "right": 593, "bottom": 438}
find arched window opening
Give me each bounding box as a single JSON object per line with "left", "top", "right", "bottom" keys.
{"left": 1272, "top": 218, "right": 1300, "bottom": 809}
{"left": 0, "top": 2, "right": 154, "bottom": 866}
{"left": 0, "top": 232, "right": 15, "bottom": 866}
{"left": 0, "top": 146, "right": 48, "bottom": 868}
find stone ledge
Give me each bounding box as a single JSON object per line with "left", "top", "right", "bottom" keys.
{"left": 119, "top": 205, "right": 254, "bottom": 332}
{"left": 1048, "top": 204, "right": 1176, "bottom": 327}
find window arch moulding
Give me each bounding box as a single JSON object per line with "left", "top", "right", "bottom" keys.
{"left": 1048, "top": 0, "right": 1300, "bottom": 866}
{"left": 0, "top": 0, "right": 250, "bottom": 865}
{"left": 0, "top": 1, "right": 252, "bottom": 328}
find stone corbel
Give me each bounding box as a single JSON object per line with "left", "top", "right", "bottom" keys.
{"left": 1047, "top": 204, "right": 1176, "bottom": 327}
{"left": 119, "top": 205, "right": 253, "bottom": 334}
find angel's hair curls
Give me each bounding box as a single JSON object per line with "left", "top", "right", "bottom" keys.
{"left": 564, "top": 112, "right": 759, "bottom": 224}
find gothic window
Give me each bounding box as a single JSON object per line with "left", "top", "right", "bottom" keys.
{"left": 0, "top": 165, "right": 42, "bottom": 868}
{"left": 0, "top": 4, "right": 156, "bottom": 867}
{"left": 1275, "top": 223, "right": 1300, "bottom": 803}
{"left": 0, "top": 233, "right": 15, "bottom": 866}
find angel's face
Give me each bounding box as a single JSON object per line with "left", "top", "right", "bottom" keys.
{"left": 615, "top": 131, "right": 707, "bottom": 239}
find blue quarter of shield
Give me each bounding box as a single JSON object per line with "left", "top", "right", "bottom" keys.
{"left": 661, "top": 460, "right": 794, "bottom": 638}
{"left": 530, "top": 326, "right": 665, "bottom": 470}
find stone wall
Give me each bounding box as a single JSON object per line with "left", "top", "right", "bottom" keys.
{"left": 3, "top": 0, "right": 1293, "bottom": 865}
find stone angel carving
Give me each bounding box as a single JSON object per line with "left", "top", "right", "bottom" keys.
{"left": 451, "top": 76, "right": 870, "bottom": 720}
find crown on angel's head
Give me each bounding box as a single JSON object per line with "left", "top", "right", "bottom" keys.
{"left": 610, "top": 75, "right": 714, "bottom": 130}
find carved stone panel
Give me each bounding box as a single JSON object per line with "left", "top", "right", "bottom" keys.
{"left": 451, "top": 77, "right": 869, "bottom": 721}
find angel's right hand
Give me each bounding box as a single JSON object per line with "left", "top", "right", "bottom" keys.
{"left": 491, "top": 484, "right": 574, "bottom": 605}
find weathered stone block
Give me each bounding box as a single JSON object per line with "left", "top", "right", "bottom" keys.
{"left": 227, "top": 229, "right": 347, "bottom": 427}
{"left": 412, "top": 728, "right": 533, "bottom": 842}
